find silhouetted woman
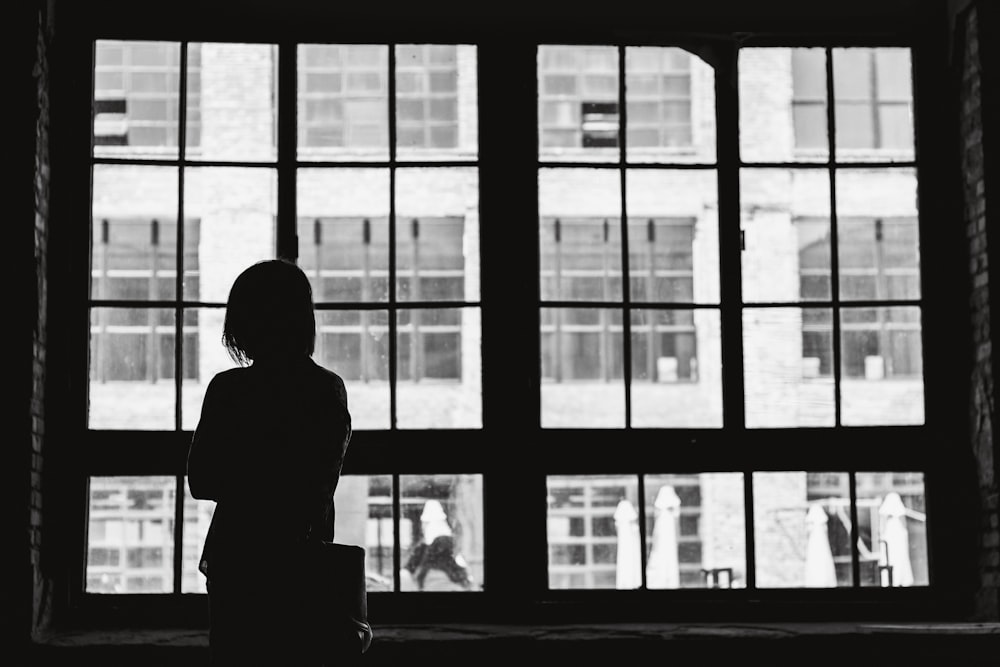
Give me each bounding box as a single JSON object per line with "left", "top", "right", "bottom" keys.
{"left": 187, "top": 259, "right": 352, "bottom": 665}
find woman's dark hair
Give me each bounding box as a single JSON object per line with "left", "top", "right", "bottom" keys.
{"left": 222, "top": 259, "right": 316, "bottom": 366}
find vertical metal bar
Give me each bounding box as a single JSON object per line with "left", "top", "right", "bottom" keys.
{"left": 97, "top": 220, "right": 108, "bottom": 384}
{"left": 313, "top": 219, "right": 324, "bottom": 363}
{"left": 392, "top": 474, "right": 402, "bottom": 592}
{"left": 388, "top": 44, "right": 398, "bottom": 428}
{"left": 637, "top": 474, "right": 648, "bottom": 589}
{"left": 618, "top": 45, "right": 633, "bottom": 428}
{"left": 411, "top": 218, "right": 421, "bottom": 382}
{"left": 362, "top": 218, "right": 371, "bottom": 383}
{"left": 554, "top": 218, "right": 562, "bottom": 383}
{"left": 277, "top": 42, "right": 298, "bottom": 262}
{"left": 647, "top": 219, "right": 656, "bottom": 381}
{"left": 827, "top": 47, "right": 844, "bottom": 425}
{"left": 848, "top": 471, "right": 861, "bottom": 587}
{"left": 148, "top": 219, "right": 159, "bottom": 384}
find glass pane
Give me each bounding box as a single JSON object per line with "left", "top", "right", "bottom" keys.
{"left": 396, "top": 308, "right": 481, "bottom": 429}
{"left": 837, "top": 168, "right": 920, "bottom": 300}
{"left": 184, "top": 168, "right": 277, "bottom": 302}
{"left": 334, "top": 475, "right": 394, "bottom": 592}
{"left": 298, "top": 44, "right": 388, "bottom": 161}
{"left": 539, "top": 169, "right": 621, "bottom": 301}
{"left": 396, "top": 168, "right": 479, "bottom": 302}
{"left": 87, "top": 476, "right": 176, "bottom": 594}
{"left": 644, "top": 473, "right": 745, "bottom": 588}
{"left": 631, "top": 309, "right": 722, "bottom": 428}
{"left": 740, "top": 48, "right": 828, "bottom": 163}
{"left": 94, "top": 41, "right": 180, "bottom": 159}
{"left": 840, "top": 306, "right": 924, "bottom": 425}
{"left": 189, "top": 43, "right": 277, "bottom": 161}
{"left": 627, "top": 169, "right": 719, "bottom": 303}
{"left": 89, "top": 307, "right": 176, "bottom": 429}
{"left": 626, "top": 47, "right": 712, "bottom": 163}
{"left": 541, "top": 308, "right": 626, "bottom": 428}
{"left": 316, "top": 309, "right": 390, "bottom": 430}
{"left": 741, "top": 169, "right": 830, "bottom": 303}
{"left": 538, "top": 46, "right": 620, "bottom": 163}
{"left": 834, "top": 48, "right": 914, "bottom": 160}
{"left": 181, "top": 482, "right": 215, "bottom": 593}
{"left": 400, "top": 475, "right": 483, "bottom": 591}
{"left": 396, "top": 45, "right": 477, "bottom": 160}
{"left": 754, "top": 472, "right": 853, "bottom": 588}
{"left": 92, "top": 166, "right": 179, "bottom": 300}
{"left": 744, "top": 308, "right": 835, "bottom": 428}
{"left": 181, "top": 307, "right": 235, "bottom": 430}
{"left": 856, "top": 472, "right": 929, "bottom": 587}
{"left": 547, "top": 475, "right": 639, "bottom": 590}
{"left": 298, "top": 169, "right": 391, "bottom": 303}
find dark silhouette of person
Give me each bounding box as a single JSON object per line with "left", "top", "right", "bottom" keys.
{"left": 404, "top": 534, "right": 473, "bottom": 591}
{"left": 187, "top": 259, "right": 353, "bottom": 665}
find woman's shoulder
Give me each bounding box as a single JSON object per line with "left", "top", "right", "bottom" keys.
{"left": 306, "top": 359, "right": 349, "bottom": 404}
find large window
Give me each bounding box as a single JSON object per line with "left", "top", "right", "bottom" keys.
{"left": 70, "top": 26, "right": 942, "bottom": 623}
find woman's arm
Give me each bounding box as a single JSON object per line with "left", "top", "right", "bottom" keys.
{"left": 187, "top": 374, "right": 229, "bottom": 501}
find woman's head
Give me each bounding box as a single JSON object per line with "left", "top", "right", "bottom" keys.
{"left": 222, "top": 259, "right": 316, "bottom": 366}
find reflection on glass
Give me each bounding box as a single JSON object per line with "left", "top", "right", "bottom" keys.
{"left": 298, "top": 169, "right": 391, "bottom": 303}
{"left": 627, "top": 169, "right": 719, "bottom": 303}
{"left": 631, "top": 309, "right": 722, "bottom": 427}
{"left": 184, "top": 168, "right": 277, "bottom": 302}
{"left": 739, "top": 48, "right": 828, "bottom": 163}
{"left": 840, "top": 306, "right": 924, "bottom": 425}
{"left": 92, "top": 166, "right": 180, "bottom": 300}
{"left": 181, "top": 482, "right": 215, "bottom": 593}
{"left": 754, "top": 472, "right": 853, "bottom": 588}
{"left": 87, "top": 476, "right": 176, "bottom": 594}
{"left": 396, "top": 168, "right": 479, "bottom": 302}
{"left": 396, "top": 308, "right": 481, "bottom": 429}
{"left": 740, "top": 169, "right": 830, "bottom": 303}
{"left": 744, "top": 308, "right": 835, "bottom": 428}
{"left": 334, "top": 475, "right": 394, "bottom": 591}
{"left": 188, "top": 43, "right": 277, "bottom": 161}
{"left": 317, "top": 310, "right": 390, "bottom": 430}
{"left": 538, "top": 46, "right": 620, "bottom": 163}
{"left": 643, "top": 473, "right": 745, "bottom": 588}
{"left": 89, "top": 307, "right": 176, "bottom": 429}
{"left": 400, "top": 474, "right": 484, "bottom": 592}
{"left": 396, "top": 45, "right": 477, "bottom": 160}
{"left": 94, "top": 41, "right": 182, "bottom": 158}
{"left": 833, "top": 48, "right": 914, "bottom": 160}
{"left": 626, "top": 47, "right": 714, "bottom": 163}
{"left": 547, "top": 475, "right": 639, "bottom": 589}
{"left": 856, "top": 472, "right": 929, "bottom": 587}
{"left": 541, "top": 308, "right": 625, "bottom": 428}
{"left": 181, "top": 307, "right": 233, "bottom": 431}
{"left": 298, "top": 44, "right": 389, "bottom": 161}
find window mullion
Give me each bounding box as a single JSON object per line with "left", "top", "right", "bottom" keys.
{"left": 277, "top": 42, "right": 298, "bottom": 261}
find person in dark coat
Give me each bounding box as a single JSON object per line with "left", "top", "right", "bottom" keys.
{"left": 187, "top": 259, "right": 353, "bottom": 665}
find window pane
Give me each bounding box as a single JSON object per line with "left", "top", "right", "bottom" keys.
{"left": 539, "top": 169, "right": 621, "bottom": 302}
{"left": 181, "top": 307, "right": 234, "bottom": 430}
{"left": 189, "top": 43, "right": 277, "bottom": 161}
{"left": 334, "top": 475, "right": 394, "bottom": 592}
{"left": 836, "top": 168, "right": 920, "bottom": 300}
{"left": 834, "top": 48, "right": 915, "bottom": 160}
{"left": 315, "top": 309, "right": 390, "bottom": 430}
{"left": 754, "top": 472, "right": 853, "bottom": 588}
{"left": 740, "top": 48, "right": 828, "bottom": 163}
{"left": 396, "top": 168, "right": 479, "bottom": 303}
{"left": 541, "top": 308, "right": 625, "bottom": 428}
{"left": 396, "top": 308, "right": 481, "bottom": 429}
{"left": 856, "top": 472, "right": 929, "bottom": 587}
{"left": 87, "top": 476, "right": 176, "bottom": 594}
{"left": 181, "top": 482, "right": 215, "bottom": 593}
{"left": 547, "top": 475, "right": 639, "bottom": 590}
{"left": 744, "top": 308, "right": 835, "bottom": 428}
{"left": 89, "top": 308, "right": 176, "bottom": 429}
{"left": 298, "top": 44, "right": 388, "bottom": 161}
{"left": 741, "top": 169, "right": 830, "bottom": 303}
{"left": 184, "top": 168, "right": 277, "bottom": 302}
{"left": 538, "top": 46, "right": 619, "bottom": 163}
{"left": 627, "top": 170, "right": 719, "bottom": 303}
{"left": 644, "top": 473, "right": 745, "bottom": 588}
{"left": 298, "top": 169, "right": 391, "bottom": 303}
{"left": 840, "top": 306, "right": 924, "bottom": 425}
{"left": 396, "top": 45, "right": 477, "bottom": 160}
{"left": 631, "top": 309, "right": 722, "bottom": 428}
{"left": 835, "top": 102, "right": 875, "bottom": 149}
{"left": 626, "top": 47, "right": 711, "bottom": 163}
{"left": 94, "top": 41, "right": 180, "bottom": 158}
{"left": 400, "top": 475, "right": 483, "bottom": 591}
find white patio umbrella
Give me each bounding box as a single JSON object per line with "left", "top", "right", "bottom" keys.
{"left": 646, "top": 485, "right": 681, "bottom": 589}
{"left": 804, "top": 503, "right": 837, "bottom": 587}
{"left": 614, "top": 498, "right": 641, "bottom": 589}
{"left": 878, "top": 492, "right": 914, "bottom": 587}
